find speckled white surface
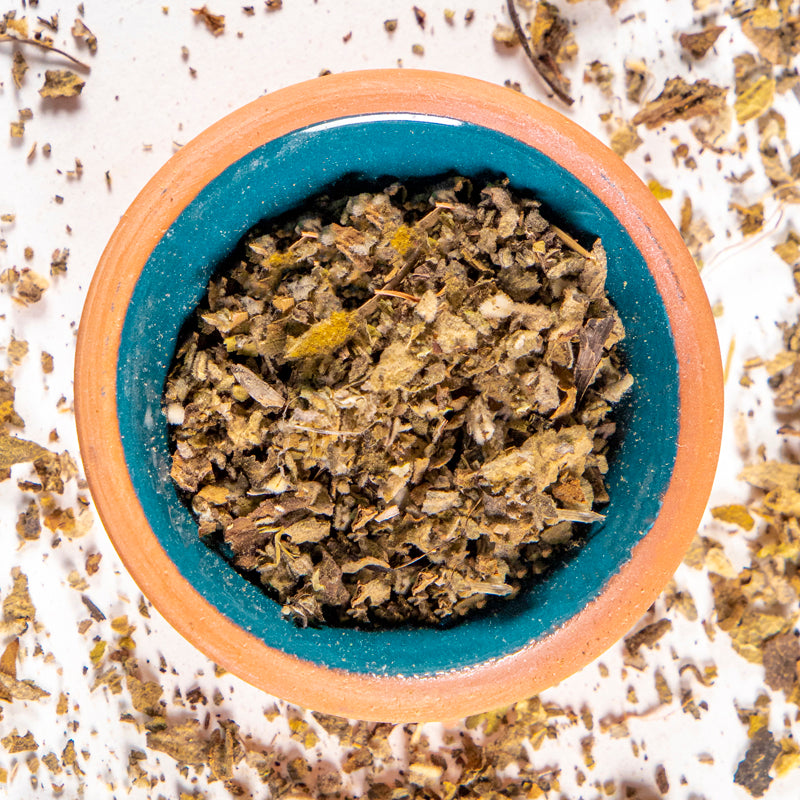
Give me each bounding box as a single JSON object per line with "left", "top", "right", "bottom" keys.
{"left": 1, "top": 1, "right": 800, "bottom": 798}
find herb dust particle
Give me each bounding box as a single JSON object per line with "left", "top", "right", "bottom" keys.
{"left": 164, "top": 176, "right": 632, "bottom": 628}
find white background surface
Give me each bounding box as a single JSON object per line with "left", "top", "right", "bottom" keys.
{"left": 1, "top": 0, "right": 800, "bottom": 798}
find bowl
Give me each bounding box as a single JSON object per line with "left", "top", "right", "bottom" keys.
{"left": 75, "top": 70, "right": 723, "bottom": 722}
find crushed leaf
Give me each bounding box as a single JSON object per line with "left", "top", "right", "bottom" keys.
{"left": 11, "top": 50, "right": 28, "bottom": 88}
{"left": 71, "top": 18, "right": 97, "bottom": 53}
{"left": 147, "top": 720, "right": 211, "bottom": 766}
{"left": 623, "top": 619, "right": 672, "bottom": 670}
{"left": 631, "top": 77, "right": 727, "bottom": 129}
{"left": 711, "top": 504, "right": 755, "bottom": 530}
{"left": 679, "top": 25, "right": 725, "bottom": 59}
{"left": 734, "top": 727, "right": 782, "bottom": 797}
{"left": 608, "top": 118, "right": 643, "bottom": 158}
{"left": 763, "top": 632, "right": 799, "bottom": 695}
{"left": 192, "top": 5, "right": 225, "bottom": 36}
{"left": 624, "top": 59, "right": 649, "bottom": 104}
{"left": 741, "top": 6, "right": 800, "bottom": 68}
{"left": 39, "top": 70, "right": 85, "bottom": 98}
{"left": 733, "top": 53, "right": 775, "bottom": 124}
{"left": 647, "top": 179, "right": 673, "bottom": 200}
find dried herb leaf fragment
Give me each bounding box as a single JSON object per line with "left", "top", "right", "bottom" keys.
{"left": 734, "top": 727, "right": 782, "bottom": 797}
{"left": 679, "top": 25, "right": 725, "bottom": 59}
{"left": 39, "top": 69, "right": 85, "bottom": 98}
{"left": 632, "top": 77, "right": 727, "bottom": 128}
{"left": 192, "top": 5, "right": 225, "bottom": 36}
{"left": 0, "top": 434, "right": 51, "bottom": 468}
{"left": 71, "top": 18, "right": 97, "bottom": 53}
{"left": 11, "top": 50, "right": 28, "bottom": 88}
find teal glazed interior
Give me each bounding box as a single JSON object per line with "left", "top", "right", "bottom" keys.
{"left": 117, "top": 114, "right": 679, "bottom": 677}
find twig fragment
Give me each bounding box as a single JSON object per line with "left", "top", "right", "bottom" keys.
{"left": 551, "top": 225, "right": 594, "bottom": 259}
{"left": 0, "top": 33, "right": 91, "bottom": 71}
{"left": 506, "top": 0, "right": 574, "bottom": 106}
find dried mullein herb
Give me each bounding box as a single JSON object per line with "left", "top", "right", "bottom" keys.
{"left": 583, "top": 60, "right": 614, "bottom": 97}
{"left": 164, "top": 176, "right": 631, "bottom": 628}
{"left": 506, "top": 0, "right": 575, "bottom": 105}
{"left": 631, "top": 77, "right": 727, "bottom": 128}
{"left": 678, "top": 25, "right": 725, "bottom": 60}
{"left": 71, "top": 18, "right": 97, "bottom": 54}
{"left": 624, "top": 59, "right": 649, "bottom": 104}
{"left": 11, "top": 49, "right": 28, "bottom": 88}
{"left": 734, "top": 727, "right": 782, "bottom": 797}
{"left": 192, "top": 5, "right": 225, "bottom": 36}
{"left": 0, "top": 434, "right": 51, "bottom": 469}
{"left": 38, "top": 69, "right": 85, "bottom": 98}
{"left": 732, "top": 53, "right": 775, "bottom": 125}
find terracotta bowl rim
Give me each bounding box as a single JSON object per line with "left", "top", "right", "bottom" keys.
{"left": 75, "top": 69, "right": 723, "bottom": 722}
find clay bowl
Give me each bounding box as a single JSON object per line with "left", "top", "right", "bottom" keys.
{"left": 75, "top": 70, "right": 722, "bottom": 723}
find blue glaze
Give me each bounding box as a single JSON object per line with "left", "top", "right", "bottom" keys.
{"left": 117, "top": 114, "right": 679, "bottom": 677}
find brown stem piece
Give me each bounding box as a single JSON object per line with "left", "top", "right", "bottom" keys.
{"left": 506, "top": 0, "right": 573, "bottom": 106}
{"left": 0, "top": 33, "right": 91, "bottom": 72}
